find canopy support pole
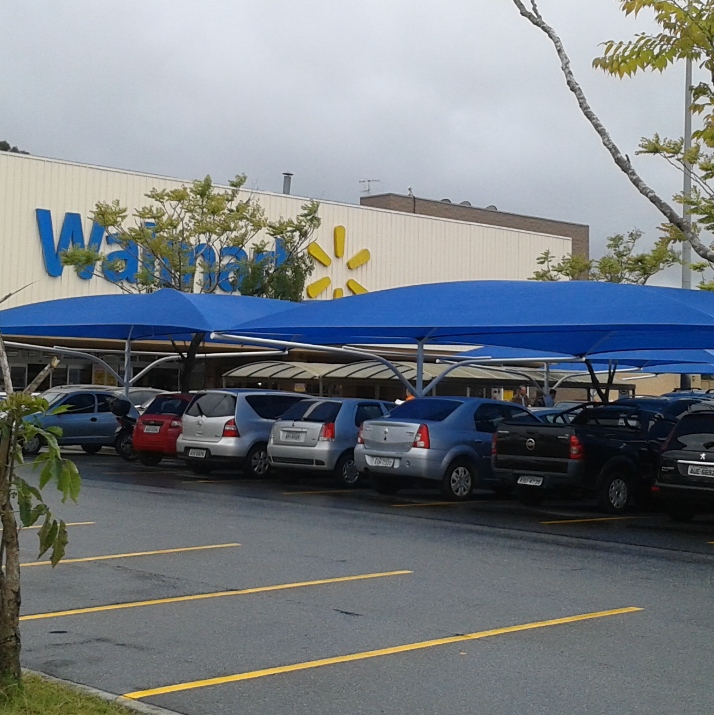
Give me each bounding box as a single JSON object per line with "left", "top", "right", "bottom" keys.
{"left": 123, "top": 330, "right": 133, "bottom": 399}
{"left": 4, "top": 341, "right": 124, "bottom": 386}
{"left": 544, "top": 363, "right": 550, "bottom": 393}
{"left": 415, "top": 340, "right": 425, "bottom": 397}
{"left": 212, "top": 333, "right": 417, "bottom": 396}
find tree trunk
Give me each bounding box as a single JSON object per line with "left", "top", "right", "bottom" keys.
{"left": 179, "top": 332, "right": 206, "bottom": 392}
{"left": 0, "top": 426, "right": 21, "bottom": 689}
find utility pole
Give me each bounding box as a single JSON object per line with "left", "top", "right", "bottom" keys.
{"left": 681, "top": 52, "right": 693, "bottom": 390}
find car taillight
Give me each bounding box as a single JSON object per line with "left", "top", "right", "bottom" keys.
{"left": 223, "top": 418, "right": 239, "bottom": 437}
{"left": 357, "top": 426, "right": 364, "bottom": 444}
{"left": 569, "top": 434, "right": 583, "bottom": 459}
{"left": 491, "top": 432, "right": 497, "bottom": 455}
{"left": 413, "top": 424, "right": 430, "bottom": 449}
{"left": 170, "top": 419, "right": 182, "bottom": 428}
{"left": 319, "top": 422, "right": 336, "bottom": 441}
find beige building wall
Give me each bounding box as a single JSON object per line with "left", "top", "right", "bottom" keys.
{"left": 0, "top": 153, "right": 572, "bottom": 307}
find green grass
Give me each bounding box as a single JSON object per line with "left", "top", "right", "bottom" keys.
{"left": 0, "top": 675, "right": 137, "bottom": 714}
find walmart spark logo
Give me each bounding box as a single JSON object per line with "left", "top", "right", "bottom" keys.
{"left": 306, "top": 225, "right": 371, "bottom": 299}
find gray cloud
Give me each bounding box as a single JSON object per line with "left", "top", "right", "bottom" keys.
{"left": 0, "top": 0, "right": 701, "bottom": 284}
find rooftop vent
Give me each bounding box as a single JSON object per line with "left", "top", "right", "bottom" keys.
{"left": 459, "top": 201, "right": 472, "bottom": 207}
{"left": 485, "top": 205, "right": 498, "bottom": 211}
{"left": 440, "top": 198, "right": 452, "bottom": 203}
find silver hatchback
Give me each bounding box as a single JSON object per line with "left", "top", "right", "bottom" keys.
{"left": 177, "top": 389, "right": 305, "bottom": 477}
{"left": 355, "top": 397, "right": 533, "bottom": 500}
{"left": 269, "top": 398, "right": 391, "bottom": 487}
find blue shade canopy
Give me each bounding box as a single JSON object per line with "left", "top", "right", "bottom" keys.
{"left": 228, "top": 280, "right": 714, "bottom": 354}
{"left": 0, "top": 289, "right": 299, "bottom": 341}
{"left": 638, "top": 362, "right": 714, "bottom": 374}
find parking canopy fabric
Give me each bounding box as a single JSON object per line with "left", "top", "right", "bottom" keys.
{"left": 0, "top": 289, "right": 300, "bottom": 340}
{"left": 226, "top": 280, "right": 714, "bottom": 354}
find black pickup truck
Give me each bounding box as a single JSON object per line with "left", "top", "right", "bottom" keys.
{"left": 491, "top": 397, "right": 714, "bottom": 513}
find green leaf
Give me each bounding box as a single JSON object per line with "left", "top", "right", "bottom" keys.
{"left": 38, "top": 518, "right": 58, "bottom": 559}
{"left": 50, "top": 521, "right": 69, "bottom": 567}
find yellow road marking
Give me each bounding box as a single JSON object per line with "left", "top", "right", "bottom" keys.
{"left": 392, "top": 501, "right": 457, "bottom": 508}
{"left": 124, "top": 606, "right": 642, "bottom": 699}
{"left": 541, "top": 516, "right": 645, "bottom": 525}
{"left": 21, "top": 543, "right": 240, "bottom": 568}
{"left": 21, "top": 570, "right": 411, "bottom": 621}
{"left": 282, "top": 489, "right": 350, "bottom": 496}
{"left": 13, "top": 521, "right": 95, "bottom": 531}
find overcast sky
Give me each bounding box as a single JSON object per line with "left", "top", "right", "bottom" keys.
{"left": 0, "top": 1, "right": 700, "bottom": 284}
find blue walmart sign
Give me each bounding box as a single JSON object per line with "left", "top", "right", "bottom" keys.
{"left": 36, "top": 210, "right": 286, "bottom": 292}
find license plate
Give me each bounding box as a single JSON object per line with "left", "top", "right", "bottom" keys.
{"left": 281, "top": 431, "right": 305, "bottom": 443}
{"left": 143, "top": 425, "right": 160, "bottom": 434}
{"left": 188, "top": 448, "right": 207, "bottom": 459}
{"left": 687, "top": 464, "right": 714, "bottom": 477}
{"left": 517, "top": 475, "right": 544, "bottom": 486}
{"left": 369, "top": 456, "right": 395, "bottom": 468}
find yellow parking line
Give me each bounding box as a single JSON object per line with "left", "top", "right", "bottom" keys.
{"left": 21, "top": 543, "right": 240, "bottom": 568}
{"left": 541, "top": 516, "right": 645, "bottom": 525}
{"left": 282, "top": 489, "right": 351, "bottom": 496}
{"left": 124, "top": 606, "right": 642, "bottom": 699}
{"left": 12, "top": 521, "right": 95, "bottom": 531}
{"left": 21, "top": 570, "right": 412, "bottom": 621}
{"left": 392, "top": 502, "right": 457, "bottom": 508}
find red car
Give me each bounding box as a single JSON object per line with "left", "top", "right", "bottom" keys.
{"left": 133, "top": 393, "right": 193, "bottom": 466}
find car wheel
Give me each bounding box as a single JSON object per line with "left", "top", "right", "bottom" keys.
{"left": 371, "top": 472, "right": 402, "bottom": 495}
{"left": 138, "top": 452, "right": 163, "bottom": 467}
{"left": 333, "top": 453, "right": 361, "bottom": 488}
{"left": 666, "top": 502, "right": 697, "bottom": 523}
{"left": 516, "top": 486, "right": 545, "bottom": 507}
{"left": 597, "top": 471, "right": 632, "bottom": 514}
{"left": 188, "top": 461, "right": 213, "bottom": 475}
{"left": 441, "top": 459, "right": 474, "bottom": 501}
{"left": 114, "top": 430, "right": 137, "bottom": 462}
{"left": 81, "top": 444, "right": 102, "bottom": 454}
{"left": 22, "top": 434, "right": 44, "bottom": 456}
{"left": 245, "top": 443, "right": 271, "bottom": 478}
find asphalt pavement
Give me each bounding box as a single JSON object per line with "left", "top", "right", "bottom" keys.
{"left": 16, "top": 451, "right": 714, "bottom": 715}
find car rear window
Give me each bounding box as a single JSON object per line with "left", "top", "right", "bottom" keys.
{"left": 666, "top": 413, "right": 714, "bottom": 451}
{"left": 145, "top": 396, "right": 189, "bottom": 416}
{"left": 279, "top": 400, "right": 317, "bottom": 421}
{"left": 573, "top": 407, "right": 641, "bottom": 429}
{"left": 245, "top": 394, "right": 305, "bottom": 420}
{"left": 186, "top": 392, "right": 237, "bottom": 418}
{"left": 389, "top": 399, "right": 461, "bottom": 422}
{"left": 301, "top": 401, "right": 342, "bottom": 423}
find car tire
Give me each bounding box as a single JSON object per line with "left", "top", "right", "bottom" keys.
{"left": 138, "top": 452, "right": 163, "bottom": 467}
{"left": 188, "top": 461, "right": 214, "bottom": 475}
{"left": 22, "top": 434, "right": 44, "bottom": 456}
{"left": 245, "top": 443, "right": 271, "bottom": 478}
{"left": 333, "top": 452, "right": 361, "bottom": 488}
{"left": 666, "top": 502, "right": 697, "bottom": 523}
{"left": 516, "top": 486, "right": 545, "bottom": 507}
{"left": 441, "top": 459, "right": 475, "bottom": 501}
{"left": 81, "top": 444, "right": 102, "bottom": 454}
{"left": 114, "top": 430, "right": 137, "bottom": 462}
{"left": 597, "top": 470, "right": 633, "bottom": 514}
{"left": 371, "top": 472, "right": 402, "bottom": 495}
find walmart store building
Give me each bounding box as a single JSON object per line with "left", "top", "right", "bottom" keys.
{"left": 0, "top": 152, "right": 589, "bottom": 391}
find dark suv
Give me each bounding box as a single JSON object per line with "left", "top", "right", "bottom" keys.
{"left": 656, "top": 411, "right": 714, "bottom": 522}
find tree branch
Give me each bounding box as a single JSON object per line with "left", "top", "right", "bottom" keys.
{"left": 512, "top": 0, "right": 714, "bottom": 263}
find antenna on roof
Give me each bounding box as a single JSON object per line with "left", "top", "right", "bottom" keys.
{"left": 359, "top": 179, "right": 381, "bottom": 195}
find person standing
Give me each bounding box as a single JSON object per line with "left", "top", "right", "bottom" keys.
{"left": 544, "top": 389, "right": 557, "bottom": 407}
{"left": 511, "top": 385, "right": 531, "bottom": 407}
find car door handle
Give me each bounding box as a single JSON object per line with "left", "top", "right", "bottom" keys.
{"left": 90, "top": 417, "right": 97, "bottom": 422}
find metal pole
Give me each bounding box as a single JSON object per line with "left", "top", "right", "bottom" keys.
{"left": 415, "top": 340, "right": 425, "bottom": 396}
{"left": 681, "top": 53, "right": 694, "bottom": 389}
{"left": 123, "top": 331, "right": 133, "bottom": 399}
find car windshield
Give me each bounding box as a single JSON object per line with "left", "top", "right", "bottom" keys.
{"left": 41, "top": 391, "right": 67, "bottom": 408}
{"left": 389, "top": 399, "right": 461, "bottom": 422}
{"left": 301, "top": 401, "right": 342, "bottom": 423}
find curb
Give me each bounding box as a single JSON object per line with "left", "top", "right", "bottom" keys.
{"left": 23, "top": 669, "right": 184, "bottom": 715}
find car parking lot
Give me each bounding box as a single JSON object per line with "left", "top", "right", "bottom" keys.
{"left": 16, "top": 450, "right": 714, "bottom": 715}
